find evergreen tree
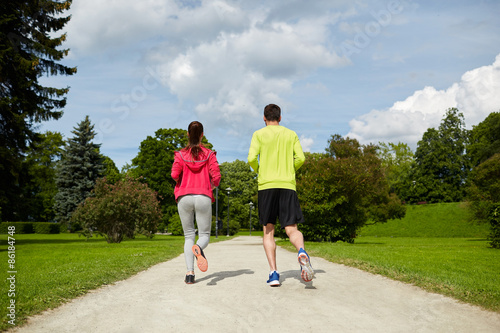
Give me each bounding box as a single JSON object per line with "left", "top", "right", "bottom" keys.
{"left": 0, "top": 0, "right": 76, "bottom": 221}
{"left": 54, "top": 116, "right": 104, "bottom": 229}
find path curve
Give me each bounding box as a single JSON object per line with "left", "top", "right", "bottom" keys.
{"left": 10, "top": 236, "right": 500, "bottom": 333}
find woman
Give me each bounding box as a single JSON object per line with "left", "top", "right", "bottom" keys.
{"left": 171, "top": 121, "right": 221, "bottom": 284}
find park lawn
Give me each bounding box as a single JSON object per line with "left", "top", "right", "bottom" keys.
{"left": 1, "top": 233, "right": 226, "bottom": 331}
{"left": 278, "top": 236, "right": 500, "bottom": 313}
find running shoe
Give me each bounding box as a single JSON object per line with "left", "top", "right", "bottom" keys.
{"left": 267, "top": 271, "right": 280, "bottom": 287}
{"left": 185, "top": 274, "right": 195, "bottom": 284}
{"left": 298, "top": 248, "right": 314, "bottom": 282}
{"left": 192, "top": 244, "right": 208, "bottom": 272}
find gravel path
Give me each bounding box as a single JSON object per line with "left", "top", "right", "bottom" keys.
{"left": 10, "top": 236, "right": 500, "bottom": 333}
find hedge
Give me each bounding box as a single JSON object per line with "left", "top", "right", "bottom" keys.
{"left": 0, "top": 222, "right": 61, "bottom": 234}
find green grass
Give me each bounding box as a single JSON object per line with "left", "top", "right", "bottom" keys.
{"left": 1, "top": 203, "right": 498, "bottom": 330}
{"left": 0, "top": 233, "right": 226, "bottom": 331}
{"left": 359, "top": 202, "right": 489, "bottom": 238}
{"left": 276, "top": 202, "right": 499, "bottom": 313}
{"left": 278, "top": 237, "right": 500, "bottom": 312}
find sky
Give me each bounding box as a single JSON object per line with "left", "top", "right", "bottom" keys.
{"left": 40, "top": 0, "right": 500, "bottom": 169}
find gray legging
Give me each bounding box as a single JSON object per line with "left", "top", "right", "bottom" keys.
{"left": 177, "top": 195, "right": 212, "bottom": 272}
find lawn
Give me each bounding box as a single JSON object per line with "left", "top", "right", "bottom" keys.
{"left": 278, "top": 237, "right": 500, "bottom": 312}
{"left": 1, "top": 203, "right": 498, "bottom": 330}
{"left": 0, "top": 233, "right": 226, "bottom": 331}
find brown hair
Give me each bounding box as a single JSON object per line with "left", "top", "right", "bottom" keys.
{"left": 186, "top": 121, "right": 204, "bottom": 160}
{"left": 264, "top": 104, "right": 281, "bottom": 121}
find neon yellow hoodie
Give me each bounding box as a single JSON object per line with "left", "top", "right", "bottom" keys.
{"left": 248, "top": 125, "right": 305, "bottom": 191}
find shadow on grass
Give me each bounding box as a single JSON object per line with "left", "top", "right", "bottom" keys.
{"left": 196, "top": 269, "right": 254, "bottom": 285}
{"left": 3, "top": 235, "right": 175, "bottom": 246}
{"left": 352, "top": 241, "right": 386, "bottom": 245}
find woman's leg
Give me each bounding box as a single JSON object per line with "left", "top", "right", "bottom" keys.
{"left": 194, "top": 195, "right": 212, "bottom": 250}
{"left": 178, "top": 196, "right": 196, "bottom": 273}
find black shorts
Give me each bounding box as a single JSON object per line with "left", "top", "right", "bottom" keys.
{"left": 258, "top": 189, "right": 305, "bottom": 228}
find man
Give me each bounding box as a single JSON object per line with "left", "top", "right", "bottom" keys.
{"left": 248, "top": 104, "right": 314, "bottom": 286}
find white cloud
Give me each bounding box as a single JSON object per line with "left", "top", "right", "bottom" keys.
{"left": 347, "top": 53, "right": 500, "bottom": 149}
{"left": 300, "top": 135, "right": 314, "bottom": 152}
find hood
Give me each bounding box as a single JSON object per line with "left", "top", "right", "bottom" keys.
{"left": 178, "top": 149, "right": 212, "bottom": 172}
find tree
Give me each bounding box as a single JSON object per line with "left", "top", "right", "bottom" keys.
{"left": 54, "top": 116, "right": 104, "bottom": 229}
{"left": 467, "top": 112, "right": 500, "bottom": 167}
{"left": 218, "top": 160, "right": 258, "bottom": 233}
{"left": 402, "top": 108, "right": 469, "bottom": 203}
{"left": 0, "top": 1, "right": 76, "bottom": 221}
{"left": 72, "top": 176, "right": 162, "bottom": 243}
{"left": 130, "top": 128, "right": 212, "bottom": 220}
{"left": 18, "top": 131, "right": 64, "bottom": 221}
{"left": 102, "top": 155, "right": 121, "bottom": 184}
{"left": 377, "top": 142, "right": 414, "bottom": 199}
{"left": 466, "top": 154, "right": 500, "bottom": 248}
{"left": 294, "top": 136, "right": 405, "bottom": 243}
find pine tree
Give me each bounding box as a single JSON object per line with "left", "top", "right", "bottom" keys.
{"left": 0, "top": 0, "right": 76, "bottom": 220}
{"left": 54, "top": 116, "right": 104, "bottom": 229}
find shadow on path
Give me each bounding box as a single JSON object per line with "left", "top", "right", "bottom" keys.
{"left": 196, "top": 269, "right": 254, "bottom": 285}
{"left": 279, "top": 269, "right": 326, "bottom": 289}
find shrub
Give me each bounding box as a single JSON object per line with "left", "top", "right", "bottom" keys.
{"left": 71, "top": 176, "right": 162, "bottom": 243}
{"left": 214, "top": 219, "right": 240, "bottom": 236}
{"left": 168, "top": 213, "right": 183, "bottom": 236}
{"left": 0, "top": 222, "right": 34, "bottom": 234}
{"left": 489, "top": 203, "right": 500, "bottom": 249}
{"left": 34, "top": 223, "right": 61, "bottom": 234}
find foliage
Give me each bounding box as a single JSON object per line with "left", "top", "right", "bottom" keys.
{"left": 218, "top": 160, "right": 258, "bottom": 230}
{"left": 401, "top": 108, "right": 470, "bottom": 203}
{"left": 488, "top": 203, "right": 500, "bottom": 249}
{"left": 54, "top": 116, "right": 104, "bottom": 229}
{"left": 102, "top": 155, "right": 121, "bottom": 184}
{"left": 466, "top": 153, "right": 500, "bottom": 222}
{"left": 0, "top": 0, "right": 76, "bottom": 221}
{"left": 130, "top": 128, "right": 213, "bottom": 219}
{"left": 467, "top": 111, "right": 500, "bottom": 167}
{"left": 377, "top": 142, "right": 414, "bottom": 198}
{"left": 15, "top": 131, "right": 64, "bottom": 221}
{"left": 72, "top": 176, "right": 162, "bottom": 243}
{"left": 168, "top": 213, "right": 183, "bottom": 236}
{"left": 0, "top": 221, "right": 61, "bottom": 234}
{"left": 294, "top": 136, "right": 405, "bottom": 243}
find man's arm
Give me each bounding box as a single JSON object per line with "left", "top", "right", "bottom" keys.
{"left": 293, "top": 134, "right": 305, "bottom": 171}
{"left": 247, "top": 132, "right": 260, "bottom": 172}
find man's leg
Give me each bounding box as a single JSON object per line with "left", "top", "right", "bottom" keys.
{"left": 285, "top": 224, "right": 314, "bottom": 282}
{"left": 284, "top": 224, "right": 305, "bottom": 251}
{"left": 263, "top": 223, "right": 277, "bottom": 271}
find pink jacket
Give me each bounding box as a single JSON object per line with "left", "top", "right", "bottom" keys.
{"left": 171, "top": 147, "right": 221, "bottom": 202}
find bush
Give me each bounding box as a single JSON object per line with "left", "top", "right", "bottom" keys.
{"left": 0, "top": 222, "right": 61, "bottom": 234}
{"left": 34, "top": 223, "right": 61, "bottom": 234}
{"left": 168, "top": 213, "right": 183, "bottom": 236}
{"left": 0, "top": 222, "right": 34, "bottom": 234}
{"left": 488, "top": 203, "right": 500, "bottom": 249}
{"left": 214, "top": 219, "right": 240, "bottom": 236}
{"left": 71, "top": 176, "right": 162, "bottom": 243}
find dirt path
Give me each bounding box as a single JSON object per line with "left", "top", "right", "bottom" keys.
{"left": 10, "top": 236, "right": 500, "bottom": 333}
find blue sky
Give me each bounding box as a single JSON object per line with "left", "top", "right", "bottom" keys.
{"left": 40, "top": 0, "right": 500, "bottom": 168}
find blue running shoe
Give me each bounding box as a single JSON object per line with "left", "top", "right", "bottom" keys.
{"left": 267, "top": 271, "right": 280, "bottom": 287}
{"left": 298, "top": 248, "right": 314, "bottom": 282}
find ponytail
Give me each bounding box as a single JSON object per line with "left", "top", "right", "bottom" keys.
{"left": 187, "top": 121, "right": 204, "bottom": 160}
